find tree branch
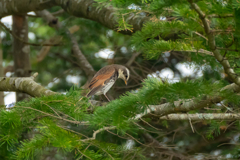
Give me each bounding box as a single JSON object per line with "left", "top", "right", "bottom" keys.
{"left": 0, "top": 0, "right": 150, "bottom": 35}
{"left": 36, "top": 9, "right": 96, "bottom": 81}
{"left": 68, "top": 31, "right": 96, "bottom": 81}
{"left": 188, "top": 0, "right": 240, "bottom": 87}
{"left": 159, "top": 113, "right": 240, "bottom": 120}
{"left": 81, "top": 126, "right": 116, "bottom": 142}
{"left": 134, "top": 83, "right": 240, "bottom": 119}
{"left": 35, "top": 10, "right": 61, "bottom": 29}
{"left": 0, "top": 0, "right": 56, "bottom": 18}
{"left": 0, "top": 73, "right": 56, "bottom": 97}
{"left": 2, "top": 73, "right": 240, "bottom": 121}
{"left": 126, "top": 52, "right": 141, "bottom": 67}
{"left": 207, "top": 14, "right": 233, "bottom": 18}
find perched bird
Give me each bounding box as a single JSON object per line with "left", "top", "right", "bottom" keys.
{"left": 86, "top": 64, "right": 130, "bottom": 101}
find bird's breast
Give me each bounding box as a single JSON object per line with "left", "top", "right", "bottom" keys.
{"left": 102, "top": 80, "right": 115, "bottom": 95}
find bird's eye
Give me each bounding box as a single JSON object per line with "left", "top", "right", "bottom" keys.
{"left": 125, "top": 75, "right": 128, "bottom": 78}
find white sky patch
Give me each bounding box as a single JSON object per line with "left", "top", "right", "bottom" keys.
{"left": 148, "top": 68, "right": 180, "bottom": 83}
{"left": 124, "top": 139, "right": 135, "bottom": 150}
{"left": 28, "top": 11, "right": 36, "bottom": 16}
{"left": 162, "top": 52, "right": 170, "bottom": 63}
{"left": 47, "top": 78, "right": 60, "bottom": 88}
{"left": 176, "top": 63, "right": 203, "bottom": 77}
{"left": 28, "top": 32, "right": 36, "bottom": 40}
{"left": 1, "top": 12, "right": 36, "bottom": 39}
{"left": 106, "top": 30, "right": 113, "bottom": 37}
{"left": 147, "top": 62, "right": 205, "bottom": 83}
{"left": 95, "top": 48, "right": 114, "bottom": 59}
{"left": 159, "top": 68, "right": 174, "bottom": 79}
{"left": 120, "top": 46, "right": 128, "bottom": 54}
{"left": 66, "top": 75, "right": 80, "bottom": 84}
{"left": 128, "top": 4, "right": 141, "bottom": 10}
{"left": 5, "top": 72, "right": 12, "bottom": 77}
{"left": 160, "top": 16, "right": 166, "bottom": 20}
{"left": 1, "top": 16, "right": 12, "bottom": 25}
{"left": 4, "top": 92, "right": 16, "bottom": 105}
{"left": 0, "top": 32, "right": 6, "bottom": 38}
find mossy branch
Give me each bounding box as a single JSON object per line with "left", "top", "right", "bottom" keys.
{"left": 0, "top": 73, "right": 56, "bottom": 97}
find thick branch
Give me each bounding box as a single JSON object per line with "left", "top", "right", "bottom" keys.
{"left": 135, "top": 83, "right": 240, "bottom": 118}
{"left": 0, "top": 0, "right": 149, "bottom": 35}
{"left": 54, "top": 0, "right": 149, "bottom": 35}
{"left": 0, "top": 75, "right": 56, "bottom": 97}
{"left": 188, "top": 0, "right": 240, "bottom": 87}
{"left": 0, "top": 0, "right": 56, "bottom": 18}
{"left": 160, "top": 113, "right": 240, "bottom": 120}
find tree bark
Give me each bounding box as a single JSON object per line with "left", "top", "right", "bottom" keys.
{"left": 12, "top": 15, "right": 31, "bottom": 101}
{"left": 0, "top": 31, "right": 4, "bottom": 105}
{"left": 0, "top": 0, "right": 149, "bottom": 35}
{"left": 0, "top": 76, "right": 56, "bottom": 98}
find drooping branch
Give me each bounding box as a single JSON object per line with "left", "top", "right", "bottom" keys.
{"left": 188, "top": 0, "right": 240, "bottom": 87}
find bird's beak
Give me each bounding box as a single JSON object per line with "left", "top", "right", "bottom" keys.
{"left": 125, "top": 80, "right": 128, "bottom": 85}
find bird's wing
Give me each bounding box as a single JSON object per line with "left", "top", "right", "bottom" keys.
{"left": 88, "top": 67, "right": 116, "bottom": 90}
{"left": 86, "top": 85, "right": 103, "bottom": 97}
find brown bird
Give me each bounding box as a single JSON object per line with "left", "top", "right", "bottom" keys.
{"left": 86, "top": 64, "right": 130, "bottom": 101}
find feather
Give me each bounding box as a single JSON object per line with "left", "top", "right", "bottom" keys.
{"left": 88, "top": 66, "right": 116, "bottom": 89}
{"left": 86, "top": 85, "right": 103, "bottom": 97}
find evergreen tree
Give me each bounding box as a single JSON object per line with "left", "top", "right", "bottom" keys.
{"left": 1, "top": 0, "right": 240, "bottom": 159}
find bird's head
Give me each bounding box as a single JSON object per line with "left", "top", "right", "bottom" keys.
{"left": 118, "top": 67, "right": 130, "bottom": 85}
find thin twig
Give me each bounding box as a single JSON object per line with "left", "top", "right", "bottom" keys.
{"left": 15, "top": 106, "right": 87, "bottom": 125}
{"left": 81, "top": 126, "right": 116, "bottom": 142}
{"left": 77, "top": 148, "right": 93, "bottom": 160}
{"left": 187, "top": 113, "right": 195, "bottom": 133}
{"left": 125, "top": 133, "right": 175, "bottom": 149}
{"left": 78, "top": 144, "right": 91, "bottom": 160}
{"left": 193, "top": 31, "right": 208, "bottom": 41}
{"left": 126, "top": 52, "right": 141, "bottom": 67}
{"left": 216, "top": 47, "right": 238, "bottom": 52}
{"left": 139, "top": 117, "right": 162, "bottom": 131}
{"left": 42, "top": 102, "right": 61, "bottom": 118}
{"left": 207, "top": 14, "right": 233, "bottom": 18}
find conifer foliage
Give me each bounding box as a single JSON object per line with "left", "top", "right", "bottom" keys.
{"left": 1, "top": 0, "right": 240, "bottom": 159}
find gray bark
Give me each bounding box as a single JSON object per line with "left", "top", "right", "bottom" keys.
{"left": 0, "top": 0, "right": 150, "bottom": 35}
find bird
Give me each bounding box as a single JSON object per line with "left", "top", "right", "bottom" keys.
{"left": 86, "top": 64, "right": 130, "bottom": 101}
